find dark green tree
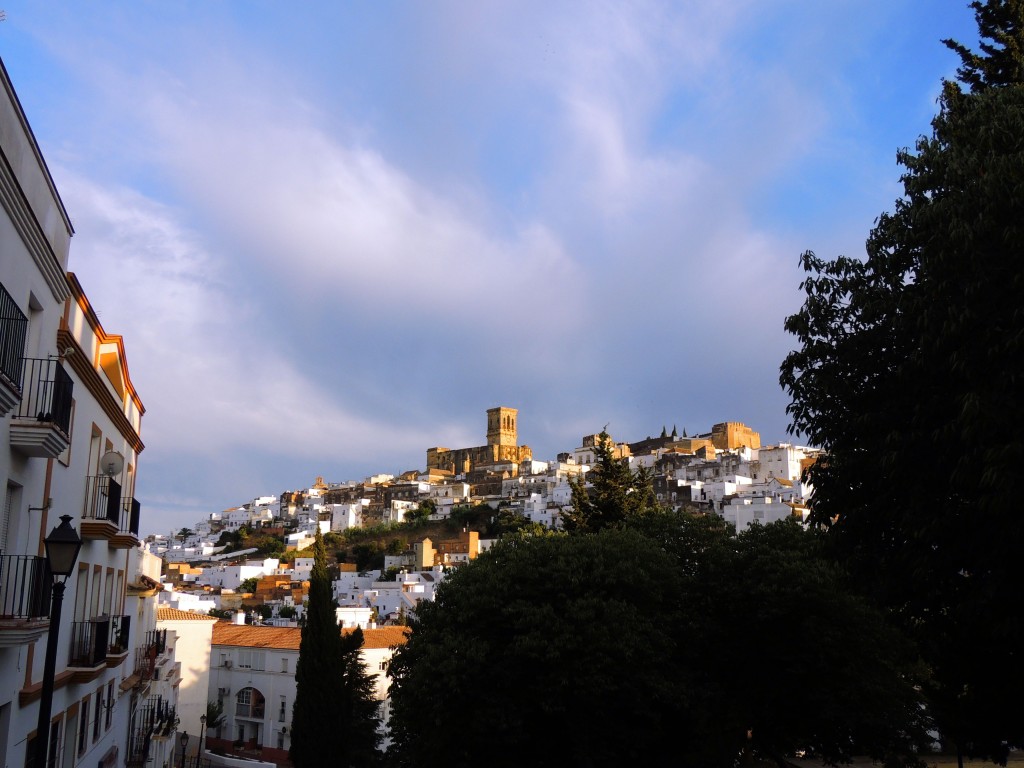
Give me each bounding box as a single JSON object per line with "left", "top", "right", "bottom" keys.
{"left": 388, "top": 516, "right": 925, "bottom": 767}
{"left": 388, "top": 530, "right": 689, "bottom": 767}
{"left": 780, "top": 2, "right": 1024, "bottom": 761}
{"left": 205, "top": 700, "right": 226, "bottom": 739}
{"left": 338, "top": 627, "right": 382, "bottom": 766}
{"left": 679, "top": 519, "right": 929, "bottom": 768}
{"left": 291, "top": 528, "right": 381, "bottom": 767}
{"left": 290, "top": 528, "right": 346, "bottom": 767}
{"left": 564, "top": 429, "right": 660, "bottom": 532}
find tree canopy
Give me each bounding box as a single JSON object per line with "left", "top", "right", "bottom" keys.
{"left": 780, "top": 1, "right": 1024, "bottom": 760}
{"left": 388, "top": 516, "right": 926, "bottom": 767}
{"left": 563, "top": 429, "right": 660, "bottom": 532}
{"left": 387, "top": 529, "right": 689, "bottom": 767}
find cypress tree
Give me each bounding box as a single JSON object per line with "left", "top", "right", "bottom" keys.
{"left": 338, "top": 627, "right": 382, "bottom": 766}
{"left": 290, "top": 528, "right": 345, "bottom": 767}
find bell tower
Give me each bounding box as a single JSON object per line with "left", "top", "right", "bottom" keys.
{"left": 486, "top": 406, "right": 518, "bottom": 448}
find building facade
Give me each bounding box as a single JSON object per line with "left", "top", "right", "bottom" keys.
{"left": 207, "top": 623, "right": 409, "bottom": 761}
{"left": 1, "top": 57, "right": 147, "bottom": 768}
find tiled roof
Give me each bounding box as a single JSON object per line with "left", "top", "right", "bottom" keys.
{"left": 212, "top": 623, "right": 410, "bottom": 650}
{"left": 157, "top": 608, "right": 219, "bottom": 622}
{"left": 360, "top": 626, "right": 411, "bottom": 649}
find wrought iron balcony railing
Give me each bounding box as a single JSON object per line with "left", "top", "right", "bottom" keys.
{"left": 133, "top": 628, "right": 168, "bottom": 679}
{"left": 83, "top": 476, "right": 122, "bottom": 525}
{"left": 12, "top": 357, "right": 72, "bottom": 434}
{"left": 0, "top": 282, "right": 27, "bottom": 390}
{"left": 68, "top": 616, "right": 111, "bottom": 667}
{"left": 109, "top": 614, "right": 131, "bottom": 654}
{"left": 126, "top": 696, "right": 177, "bottom": 767}
{"left": 0, "top": 554, "right": 51, "bottom": 620}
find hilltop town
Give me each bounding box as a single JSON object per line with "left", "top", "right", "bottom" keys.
{"left": 131, "top": 408, "right": 819, "bottom": 761}
{"left": 147, "top": 407, "right": 818, "bottom": 622}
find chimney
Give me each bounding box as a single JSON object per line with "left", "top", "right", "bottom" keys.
{"left": 233, "top": 610, "right": 246, "bottom": 625}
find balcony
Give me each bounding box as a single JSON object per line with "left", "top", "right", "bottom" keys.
{"left": 0, "top": 554, "right": 51, "bottom": 647}
{"left": 126, "top": 696, "right": 177, "bottom": 768}
{"left": 80, "top": 476, "right": 122, "bottom": 542}
{"left": 111, "top": 496, "right": 142, "bottom": 549}
{"left": 133, "top": 628, "right": 168, "bottom": 683}
{"left": 108, "top": 614, "right": 131, "bottom": 659}
{"left": 68, "top": 617, "right": 111, "bottom": 680}
{"left": 0, "top": 282, "right": 27, "bottom": 416}
{"left": 9, "top": 357, "right": 73, "bottom": 458}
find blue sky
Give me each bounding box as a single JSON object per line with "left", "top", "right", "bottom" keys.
{"left": 1, "top": 2, "right": 979, "bottom": 535}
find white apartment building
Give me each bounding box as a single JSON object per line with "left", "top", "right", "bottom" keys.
{"left": 207, "top": 623, "right": 409, "bottom": 761}
{"left": 328, "top": 500, "right": 369, "bottom": 532}
{"left": 1, "top": 57, "right": 154, "bottom": 768}
{"left": 197, "top": 559, "right": 281, "bottom": 591}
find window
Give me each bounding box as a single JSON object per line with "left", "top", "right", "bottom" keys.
{"left": 105, "top": 681, "right": 115, "bottom": 730}
{"left": 58, "top": 399, "right": 75, "bottom": 466}
{"left": 93, "top": 689, "right": 103, "bottom": 740}
{"left": 104, "top": 568, "right": 114, "bottom": 615}
{"left": 238, "top": 650, "right": 264, "bottom": 671}
{"left": 47, "top": 720, "right": 61, "bottom": 768}
{"left": 73, "top": 564, "right": 89, "bottom": 622}
{"left": 278, "top": 696, "right": 286, "bottom": 722}
{"left": 1, "top": 482, "right": 20, "bottom": 553}
{"left": 236, "top": 687, "right": 265, "bottom": 719}
{"left": 78, "top": 698, "right": 90, "bottom": 756}
{"left": 280, "top": 657, "right": 288, "bottom": 674}
{"left": 90, "top": 566, "right": 102, "bottom": 618}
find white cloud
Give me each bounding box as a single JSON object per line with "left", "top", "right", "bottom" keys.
{"left": 60, "top": 173, "right": 445, "bottom": 467}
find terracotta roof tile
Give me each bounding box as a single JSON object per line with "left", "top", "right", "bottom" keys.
{"left": 211, "top": 623, "right": 409, "bottom": 650}
{"left": 157, "top": 608, "right": 219, "bottom": 622}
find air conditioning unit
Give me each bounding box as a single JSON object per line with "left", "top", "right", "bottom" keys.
{"left": 218, "top": 687, "right": 230, "bottom": 697}
{"left": 223, "top": 659, "right": 233, "bottom": 668}
{"left": 281, "top": 726, "right": 288, "bottom": 735}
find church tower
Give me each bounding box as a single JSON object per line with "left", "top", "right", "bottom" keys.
{"left": 487, "top": 406, "right": 518, "bottom": 448}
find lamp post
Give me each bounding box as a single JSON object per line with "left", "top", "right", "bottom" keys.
{"left": 199, "top": 714, "right": 207, "bottom": 760}
{"left": 34, "top": 515, "right": 82, "bottom": 768}
{"left": 179, "top": 730, "right": 190, "bottom": 768}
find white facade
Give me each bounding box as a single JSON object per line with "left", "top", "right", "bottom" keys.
{"left": 209, "top": 625, "right": 408, "bottom": 756}
{"left": 156, "top": 608, "right": 218, "bottom": 738}
{"left": 1, "top": 58, "right": 153, "bottom": 768}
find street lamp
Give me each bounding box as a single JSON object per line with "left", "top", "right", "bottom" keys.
{"left": 199, "top": 714, "right": 207, "bottom": 759}
{"left": 35, "top": 515, "right": 82, "bottom": 768}
{"left": 179, "top": 730, "right": 190, "bottom": 768}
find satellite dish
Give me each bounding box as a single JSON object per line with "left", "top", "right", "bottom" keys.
{"left": 101, "top": 451, "right": 124, "bottom": 477}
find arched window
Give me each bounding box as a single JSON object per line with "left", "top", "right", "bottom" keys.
{"left": 236, "top": 687, "right": 266, "bottom": 719}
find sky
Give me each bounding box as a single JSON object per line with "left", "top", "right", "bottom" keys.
{"left": 0, "top": 1, "right": 979, "bottom": 536}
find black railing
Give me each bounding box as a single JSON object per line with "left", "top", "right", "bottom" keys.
{"left": 0, "top": 554, "right": 51, "bottom": 619}
{"left": 127, "top": 696, "right": 177, "bottom": 766}
{"left": 68, "top": 616, "right": 110, "bottom": 667}
{"left": 13, "top": 358, "right": 72, "bottom": 434}
{"left": 0, "top": 282, "right": 27, "bottom": 389}
{"left": 123, "top": 496, "right": 141, "bottom": 536}
{"left": 109, "top": 614, "right": 131, "bottom": 654}
{"left": 147, "top": 627, "right": 167, "bottom": 654}
{"left": 84, "top": 476, "right": 122, "bottom": 525}
{"left": 134, "top": 628, "right": 167, "bottom": 678}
